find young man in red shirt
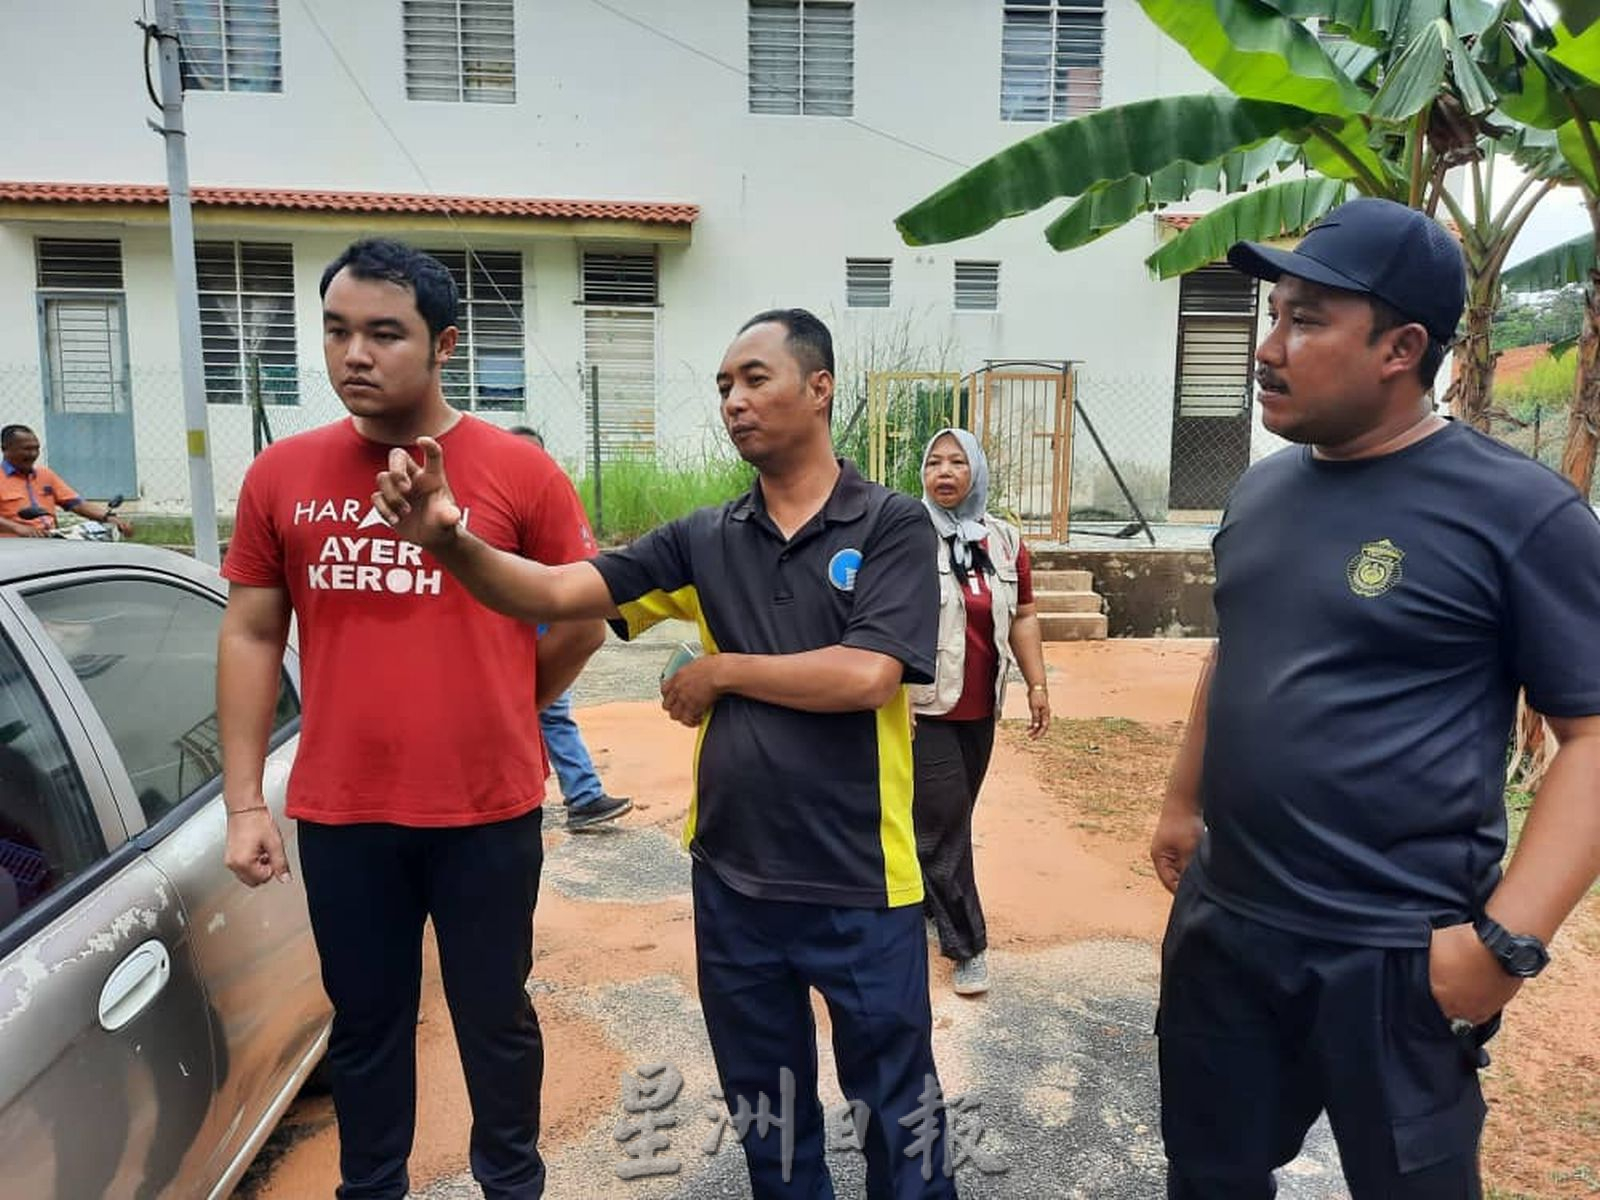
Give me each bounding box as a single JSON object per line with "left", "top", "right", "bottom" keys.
{"left": 218, "top": 239, "right": 602, "bottom": 1200}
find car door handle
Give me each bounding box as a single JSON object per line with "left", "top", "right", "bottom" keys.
{"left": 98, "top": 939, "right": 172, "bottom": 1032}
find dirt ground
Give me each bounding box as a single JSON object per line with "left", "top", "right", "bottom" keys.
{"left": 238, "top": 638, "right": 1600, "bottom": 1199}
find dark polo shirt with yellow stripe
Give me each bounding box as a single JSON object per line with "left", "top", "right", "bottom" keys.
{"left": 592, "top": 460, "right": 937, "bottom": 909}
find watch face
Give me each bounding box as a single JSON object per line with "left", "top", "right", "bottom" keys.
{"left": 1508, "top": 940, "right": 1549, "bottom": 976}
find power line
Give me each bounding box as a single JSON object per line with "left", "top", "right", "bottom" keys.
{"left": 293, "top": 0, "right": 585, "bottom": 407}
{"left": 580, "top": 0, "right": 972, "bottom": 172}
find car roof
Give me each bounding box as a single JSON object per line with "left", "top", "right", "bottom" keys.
{"left": 0, "top": 542, "right": 225, "bottom": 591}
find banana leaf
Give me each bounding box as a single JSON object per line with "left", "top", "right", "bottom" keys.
{"left": 1045, "top": 139, "right": 1301, "bottom": 252}
{"left": 1368, "top": 18, "right": 1499, "bottom": 122}
{"left": 1502, "top": 231, "right": 1598, "bottom": 290}
{"left": 1136, "top": 0, "right": 1368, "bottom": 115}
{"left": 1558, "top": 118, "right": 1600, "bottom": 189}
{"left": 1549, "top": 0, "right": 1600, "bottom": 35}
{"left": 895, "top": 95, "right": 1316, "bottom": 246}
{"left": 1294, "top": 114, "right": 1398, "bottom": 189}
{"left": 1145, "top": 176, "right": 1353, "bottom": 278}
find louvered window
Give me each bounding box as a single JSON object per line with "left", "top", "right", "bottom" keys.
{"left": 404, "top": 0, "right": 515, "bottom": 103}
{"left": 581, "top": 250, "right": 659, "bottom": 459}
{"left": 195, "top": 242, "right": 298, "bottom": 405}
{"left": 844, "top": 258, "right": 891, "bottom": 308}
{"left": 582, "top": 250, "right": 658, "bottom": 306}
{"left": 1175, "top": 265, "right": 1259, "bottom": 418}
{"left": 427, "top": 249, "right": 524, "bottom": 411}
{"left": 749, "top": 1, "right": 854, "bottom": 116}
{"left": 175, "top": 0, "right": 283, "bottom": 93}
{"left": 36, "top": 240, "right": 125, "bottom": 290}
{"left": 954, "top": 261, "right": 1000, "bottom": 311}
{"left": 1001, "top": 0, "right": 1104, "bottom": 122}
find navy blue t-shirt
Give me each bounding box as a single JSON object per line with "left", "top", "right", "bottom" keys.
{"left": 1194, "top": 421, "right": 1600, "bottom": 947}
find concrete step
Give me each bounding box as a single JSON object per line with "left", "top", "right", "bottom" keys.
{"left": 1032, "top": 568, "right": 1094, "bottom": 592}
{"left": 1038, "top": 611, "right": 1108, "bottom": 641}
{"left": 1033, "top": 590, "right": 1102, "bottom": 614}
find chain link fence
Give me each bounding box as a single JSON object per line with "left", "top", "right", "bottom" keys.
{"left": 1486, "top": 406, "right": 1600, "bottom": 503}
{"left": 0, "top": 361, "right": 737, "bottom": 517}
{"left": 3, "top": 359, "right": 1593, "bottom": 537}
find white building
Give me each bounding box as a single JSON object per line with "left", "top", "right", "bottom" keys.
{"left": 0, "top": 0, "right": 1283, "bottom": 526}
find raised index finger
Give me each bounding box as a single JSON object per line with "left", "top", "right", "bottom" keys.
{"left": 416, "top": 435, "right": 445, "bottom": 479}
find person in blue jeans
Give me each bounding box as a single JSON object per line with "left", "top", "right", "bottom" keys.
{"left": 538, "top": 684, "right": 631, "bottom": 830}
{"left": 511, "top": 427, "right": 632, "bottom": 832}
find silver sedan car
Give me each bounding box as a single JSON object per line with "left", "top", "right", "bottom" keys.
{"left": 0, "top": 541, "right": 329, "bottom": 1198}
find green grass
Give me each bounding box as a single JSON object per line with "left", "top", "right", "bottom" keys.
{"left": 576, "top": 455, "right": 754, "bottom": 543}
{"left": 1505, "top": 784, "right": 1535, "bottom": 859}
{"left": 117, "top": 457, "right": 750, "bottom": 551}
{"left": 125, "top": 516, "right": 236, "bottom": 546}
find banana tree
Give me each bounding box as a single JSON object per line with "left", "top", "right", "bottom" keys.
{"left": 1481, "top": 3, "right": 1600, "bottom": 496}
{"left": 895, "top": 0, "right": 1555, "bottom": 430}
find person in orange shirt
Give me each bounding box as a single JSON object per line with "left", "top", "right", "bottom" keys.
{"left": 0, "top": 425, "right": 132, "bottom": 538}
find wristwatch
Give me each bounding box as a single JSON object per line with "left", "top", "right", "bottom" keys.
{"left": 1473, "top": 915, "right": 1549, "bottom": 978}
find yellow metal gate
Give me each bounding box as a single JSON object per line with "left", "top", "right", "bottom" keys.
{"left": 967, "top": 363, "right": 1073, "bottom": 542}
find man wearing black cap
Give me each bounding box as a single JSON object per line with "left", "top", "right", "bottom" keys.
{"left": 1150, "top": 197, "right": 1600, "bottom": 1197}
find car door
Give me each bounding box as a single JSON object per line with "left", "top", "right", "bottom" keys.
{"left": 17, "top": 568, "right": 327, "bottom": 1198}
{"left": 0, "top": 594, "right": 217, "bottom": 1200}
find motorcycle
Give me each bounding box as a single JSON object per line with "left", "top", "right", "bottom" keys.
{"left": 15, "top": 494, "right": 127, "bottom": 542}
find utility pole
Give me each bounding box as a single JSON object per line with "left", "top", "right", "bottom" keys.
{"left": 147, "top": 1, "right": 220, "bottom": 565}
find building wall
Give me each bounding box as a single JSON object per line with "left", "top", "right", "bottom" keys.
{"left": 0, "top": 0, "right": 1235, "bottom": 512}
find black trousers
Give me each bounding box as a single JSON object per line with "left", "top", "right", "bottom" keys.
{"left": 912, "top": 716, "right": 996, "bottom": 963}
{"left": 299, "top": 808, "right": 546, "bottom": 1200}
{"left": 693, "top": 864, "right": 960, "bottom": 1200}
{"left": 1158, "top": 873, "right": 1491, "bottom": 1199}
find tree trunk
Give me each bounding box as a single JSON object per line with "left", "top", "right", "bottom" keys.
{"left": 1452, "top": 296, "right": 1497, "bottom": 431}
{"left": 1559, "top": 262, "right": 1600, "bottom": 498}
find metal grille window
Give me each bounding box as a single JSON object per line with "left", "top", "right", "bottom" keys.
{"left": 749, "top": 1, "right": 854, "bottom": 116}
{"left": 845, "top": 258, "right": 892, "bottom": 308}
{"left": 195, "top": 242, "right": 298, "bottom": 405}
{"left": 1001, "top": 0, "right": 1105, "bottom": 122}
{"left": 1174, "top": 265, "right": 1259, "bottom": 417}
{"left": 581, "top": 251, "right": 658, "bottom": 306}
{"left": 403, "top": 0, "right": 515, "bottom": 103}
{"left": 36, "top": 240, "right": 124, "bottom": 290}
{"left": 175, "top": 0, "right": 283, "bottom": 93}
{"left": 426, "top": 249, "right": 525, "bottom": 411}
{"left": 954, "top": 261, "right": 1000, "bottom": 311}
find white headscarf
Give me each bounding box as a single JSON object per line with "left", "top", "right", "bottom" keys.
{"left": 920, "top": 427, "right": 990, "bottom": 577}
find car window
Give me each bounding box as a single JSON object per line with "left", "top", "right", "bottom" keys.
{"left": 0, "top": 633, "right": 105, "bottom": 932}
{"left": 25, "top": 579, "right": 299, "bottom": 826}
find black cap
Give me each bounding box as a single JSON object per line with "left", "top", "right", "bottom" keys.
{"left": 1227, "top": 197, "right": 1465, "bottom": 343}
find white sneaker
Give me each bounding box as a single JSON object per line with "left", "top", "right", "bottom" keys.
{"left": 953, "top": 952, "right": 989, "bottom": 996}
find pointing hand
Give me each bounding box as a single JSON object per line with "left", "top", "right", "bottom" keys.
{"left": 373, "top": 436, "right": 461, "bottom": 550}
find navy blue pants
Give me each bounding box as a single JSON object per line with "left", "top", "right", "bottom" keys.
{"left": 693, "top": 863, "right": 960, "bottom": 1200}
{"left": 1158, "top": 874, "right": 1491, "bottom": 1199}
{"left": 299, "top": 809, "right": 546, "bottom": 1200}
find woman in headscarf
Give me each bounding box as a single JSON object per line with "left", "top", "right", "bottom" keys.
{"left": 910, "top": 427, "right": 1051, "bottom": 996}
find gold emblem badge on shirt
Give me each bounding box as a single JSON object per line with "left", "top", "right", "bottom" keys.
{"left": 1346, "top": 538, "right": 1404, "bottom": 597}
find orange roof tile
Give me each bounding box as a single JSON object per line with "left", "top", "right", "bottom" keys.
{"left": 0, "top": 181, "right": 698, "bottom": 225}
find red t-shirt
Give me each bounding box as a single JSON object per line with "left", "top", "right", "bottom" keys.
{"left": 223, "top": 415, "right": 595, "bottom": 827}
{"left": 942, "top": 540, "right": 1034, "bottom": 722}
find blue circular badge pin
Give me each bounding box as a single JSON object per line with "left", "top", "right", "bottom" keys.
{"left": 828, "top": 548, "right": 863, "bottom": 592}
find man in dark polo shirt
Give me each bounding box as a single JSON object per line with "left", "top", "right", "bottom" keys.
{"left": 373, "top": 309, "right": 957, "bottom": 1199}
{"left": 1150, "top": 197, "right": 1600, "bottom": 1198}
